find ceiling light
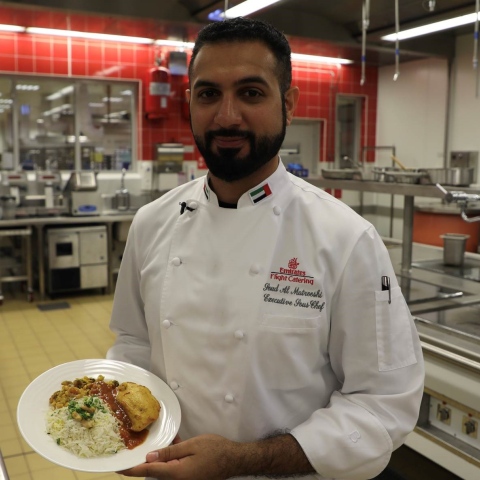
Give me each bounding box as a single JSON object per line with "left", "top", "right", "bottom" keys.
{"left": 16, "top": 84, "right": 40, "bottom": 91}
{"left": 382, "top": 12, "right": 480, "bottom": 41}
{"left": 43, "top": 104, "right": 72, "bottom": 116}
{"left": 46, "top": 85, "right": 74, "bottom": 101}
{"left": 102, "top": 96, "right": 123, "bottom": 103}
{"left": 0, "top": 24, "right": 25, "bottom": 33}
{"left": 291, "top": 53, "right": 353, "bottom": 65}
{"left": 26, "top": 27, "right": 153, "bottom": 44}
{"left": 222, "top": 0, "right": 282, "bottom": 18}
{"left": 154, "top": 39, "right": 194, "bottom": 48}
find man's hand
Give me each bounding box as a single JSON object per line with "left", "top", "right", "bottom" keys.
{"left": 119, "top": 432, "right": 314, "bottom": 479}
{"left": 118, "top": 434, "right": 240, "bottom": 480}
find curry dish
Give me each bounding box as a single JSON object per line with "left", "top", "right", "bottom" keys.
{"left": 48, "top": 375, "right": 161, "bottom": 451}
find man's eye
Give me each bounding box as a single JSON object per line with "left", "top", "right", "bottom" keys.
{"left": 242, "top": 89, "right": 263, "bottom": 98}
{"left": 198, "top": 90, "right": 218, "bottom": 99}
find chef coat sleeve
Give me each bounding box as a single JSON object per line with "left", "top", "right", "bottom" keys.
{"left": 291, "top": 225, "right": 424, "bottom": 480}
{"left": 107, "top": 216, "right": 151, "bottom": 371}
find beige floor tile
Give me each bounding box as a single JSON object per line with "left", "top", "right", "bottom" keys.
{"left": 33, "top": 465, "right": 77, "bottom": 480}
{"left": 3, "top": 455, "right": 29, "bottom": 476}
{"left": 7, "top": 473, "right": 32, "bottom": 480}
{"left": 25, "top": 452, "right": 55, "bottom": 471}
{"left": 0, "top": 410, "right": 12, "bottom": 426}
{"left": 1, "top": 293, "right": 119, "bottom": 480}
{"left": 0, "top": 438, "right": 23, "bottom": 457}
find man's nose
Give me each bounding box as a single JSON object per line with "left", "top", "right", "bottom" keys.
{"left": 214, "top": 95, "right": 241, "bottom": 127}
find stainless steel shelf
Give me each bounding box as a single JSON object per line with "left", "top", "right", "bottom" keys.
{"left": 305, "top": 176, "right": 480, "bottom": 197}
{"left": 304, "top": 177, "right": 480, "bottom": 278}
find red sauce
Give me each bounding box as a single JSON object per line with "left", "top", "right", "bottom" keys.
{"left": 90, "top": 382, "right": 148, "bottom": 449}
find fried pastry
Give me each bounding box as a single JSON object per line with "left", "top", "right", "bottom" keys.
{"left": 116, "top": 382, "right": 160, "bottom": 432}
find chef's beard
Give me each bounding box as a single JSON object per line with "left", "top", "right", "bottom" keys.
{"left": 192, "top": 103, "right": 287, "bottom": 182}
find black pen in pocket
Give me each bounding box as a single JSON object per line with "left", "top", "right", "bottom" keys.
{"left": 381, "top": 276, "right": 391, "bottom": 304}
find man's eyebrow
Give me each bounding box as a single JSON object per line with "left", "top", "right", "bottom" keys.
{"left": 192, "top": 79, "right": 219, "bottom": 90}
{"left": 192, "top": 76, "right": 270, "bottom": 90}
{"left": 235, "top": 76, "right": 269, "bottom": 87}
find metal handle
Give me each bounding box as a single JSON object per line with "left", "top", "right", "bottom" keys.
{"left": 435, "top": 182, "right": 480, "bottom": 222}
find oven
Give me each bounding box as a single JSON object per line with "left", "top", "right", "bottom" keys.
{"left": 47, "top": 226, "right": 107, "bottom": 294}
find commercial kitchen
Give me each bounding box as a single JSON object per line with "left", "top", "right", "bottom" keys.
{"left": 1, "top": 1, "right": 480, "bottom": 479}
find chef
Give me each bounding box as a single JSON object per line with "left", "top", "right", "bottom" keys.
{"left": 108, "top": 17, "right": 424, "bottom": 480}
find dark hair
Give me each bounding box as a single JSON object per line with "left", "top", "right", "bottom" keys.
{"left": 189, "top": 17, "right": 292, "bottom": 94}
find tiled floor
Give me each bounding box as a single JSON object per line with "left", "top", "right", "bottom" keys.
{"left": 0, "top": 291, "right": 123, "bottom": 480}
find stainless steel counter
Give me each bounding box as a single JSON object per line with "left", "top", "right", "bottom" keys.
{"left": 0, "top": 213, "right": 136, "bottom": 299}
{"left": 388, "top": 241, "right": 480, "bottom": 479}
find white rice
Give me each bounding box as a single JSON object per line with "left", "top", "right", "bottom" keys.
{"left": 46, "top": 397, "right": 125, "bottom": 458}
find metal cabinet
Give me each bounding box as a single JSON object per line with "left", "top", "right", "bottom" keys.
{"left": 46, "top": 225, "right": 107, "bottom": 294}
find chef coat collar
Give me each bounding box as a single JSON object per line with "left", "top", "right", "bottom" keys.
{"left": 202, "top": 159, "right": 289, "bottom": 209}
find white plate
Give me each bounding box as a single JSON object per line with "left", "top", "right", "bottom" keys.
{"left": 17, "top": 359, "right": 181, "bottom": 473}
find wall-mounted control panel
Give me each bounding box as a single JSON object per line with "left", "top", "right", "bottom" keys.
{"left": 416, "top": 388, "right": 480, "bottom": 465}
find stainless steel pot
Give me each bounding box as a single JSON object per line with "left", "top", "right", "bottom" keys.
{"left": 420, "top": 167, "right": 474, "bottom": 186}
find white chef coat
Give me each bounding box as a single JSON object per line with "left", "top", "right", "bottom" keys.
{"left": 108, "top": 161, "right": 424, "bottom": 480}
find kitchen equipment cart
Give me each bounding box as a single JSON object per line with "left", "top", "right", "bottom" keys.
{"left": 306, "top": 176, "right": 480, "bottom": 480}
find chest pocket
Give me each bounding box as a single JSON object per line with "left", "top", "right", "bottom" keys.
{"left": 255, "top": 314, "right": 327, "bottom": 390}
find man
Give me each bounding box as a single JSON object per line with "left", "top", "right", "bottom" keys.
{"left": 108, "top": 17, "right": 424, "bottom": 480}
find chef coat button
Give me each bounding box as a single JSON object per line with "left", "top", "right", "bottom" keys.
{"left": 273, "top": 206, "right": 282, "bottom": 216}
{"left": 234, "top": 330, "right": 244, "bottom": 339}
{"left": 170, "top": 381, "right": 179, "bottom": 391}
{"left": 224, "top": 394, "right": 234, "bottom": 403}
{"left": 189, "top": 201, "right": 198, "bottom": 210}
{"left": 162, "top": 319, "right": 172, "bottom": 329}
{"left": 172, "top": 257, "right": 182, "bottom": 266}
{"left": 249, "top": 264, "right": 261, "bottom": 275}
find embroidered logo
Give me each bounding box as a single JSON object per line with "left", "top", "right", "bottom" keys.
{"left": 263, "top": 258, "right": 325, "bottom": 311}
{"left": 270, "top": 258, "right": 314, "bottom": 285}
{"left": 288, "top": 257, "right": 299, "bottom": 270}
{"left": 249, "top": 183, "right": 272, "bottom": 204}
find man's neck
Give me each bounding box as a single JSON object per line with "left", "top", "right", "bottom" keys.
{"left": 209, "top": 157, "right": 279, "bottom": 205}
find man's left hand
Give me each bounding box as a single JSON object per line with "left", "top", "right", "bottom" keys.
{"left": 118, "top": 433, "right": 239, "bottom": 480}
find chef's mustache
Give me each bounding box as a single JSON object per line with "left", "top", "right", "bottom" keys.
{"left": 206, "top": 129, "right": 253, "bottom": 140}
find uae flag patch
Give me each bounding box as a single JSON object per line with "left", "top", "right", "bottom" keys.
{"left": 249, "top": 183, "right": 272, "bottom": 204}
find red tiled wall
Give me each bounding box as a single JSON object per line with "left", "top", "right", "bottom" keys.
{"left": 0, "top": 5, "right": 378, "bottom": 165}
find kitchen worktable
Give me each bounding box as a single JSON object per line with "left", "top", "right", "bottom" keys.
{"left": 0, "top": 213, "right": 136, "bottom": 299}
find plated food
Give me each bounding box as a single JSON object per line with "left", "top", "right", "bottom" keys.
{"left": 46, "top": 375, "right": 161, "bottom": 458}
{"left": 17, "top": 359, "right": 181, "bottom": 473}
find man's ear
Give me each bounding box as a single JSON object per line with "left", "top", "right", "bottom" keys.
{"left": 284, "top": 86, "right": 300, "bottom": 126}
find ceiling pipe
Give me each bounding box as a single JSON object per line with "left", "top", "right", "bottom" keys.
{"left": 360, "top": 1, "right": 368, "bottom": 85}
{"left": 474, "top": 0, "right": 479, "bottom": 97}
{"left": 393, "top": 0, "right": 400, "bottom": 81}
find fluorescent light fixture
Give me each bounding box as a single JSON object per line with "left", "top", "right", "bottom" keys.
{"left": 26, "top": 27, "right": 153, "bottom": 44}
{"left": 154, "top": 39, "right": 194, "bottom": 49}
{"left": 291, "top": 53, "right": 353, "bottom": 65}
{"left": 0, "top": 99, "right": 13, "bottom": 104}
{"left": 382, "top": 12, "right": 480, "bottom": 41}
{"left": 43, "top": 103, "right": 72, "bottom": 116}
{"left": 223, "top": 0, "right": 281, "bottom": 18}
{"left": 16, "top": 84, "right": 40, "bottom": 91}
{"left": 67, "top": 135, "right": 89, "bottom": 143}
{"left": 102, "top": 96, "right": 123, "bottom": 103}
{"left": 46, "top": 85, "right": 74, "bottom": 101}
{"left": 0, "top": 24, "right": 25, "bottom": 33}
